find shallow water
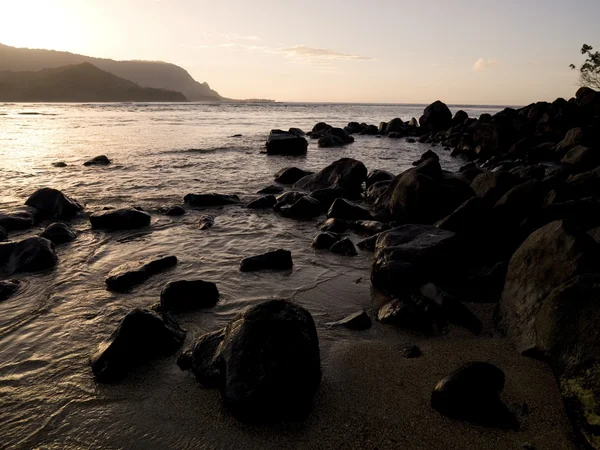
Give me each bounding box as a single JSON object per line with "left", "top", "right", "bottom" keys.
{"left": 0, "top": 102, "right": 515, "bottom": 448}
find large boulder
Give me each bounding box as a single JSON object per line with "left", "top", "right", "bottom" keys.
{"left": 384, "top": 118, "right": 406, "bottom": 134}
{"left": 0, "top": 207, "right": 39, "bottom": 231}
{"left": 419, "top": 100, "right": 452, "bottom": 131}
{"left": 25, "top": 188, "right": 83, "bottom": 219}
{"left": 40, "top": 222, "right": 77, "bottom": 245}
{"left": 330, "top": 238, "right": 358, "bottom": 256}
{"left": 105, "top": 255, "right": 178, "bottom": 292}
{"left": 470, "top": 171, "right": 519, "bottom": 205}
{"left": 240, "top": 249, "right": 293, "bottom": 272}
{"left": 160, "top": 280, "right": 219, "bottom": 313}
{"left": 90, "top": 207, "right": 151, "bottom": 230}
{"left": 560, "top": 145, "right": 600, "bottom": 168}
{"left": 90, "top": 308, "right": 185, "bottom": 383}
{"left": 184, "top": 193, "right": 240, "bottom": 207}
{"left": 246, "top": 195, "right": 277, "bottom": 209}
{"left": 327, "top": 198, "right": 372, "bottom": 221}
{"left": 0, "top": 279, "right": 20, "bottom": 302}
{"left": 366, "top": 169, "right": 394, "bottom": 188}
{"left": 84, "top": 155, "right": 111, "bottom": 166}
{"left": 0, "top": 237, "right": 57, "bottom": 275}
{"left": 293, "top": 158, "right": 367, "bottom": 198}
{"left": 371, "top": 225, "right": 461, "bottom": 296}
{"left": 318, "top": 134, "right": 345, "bottom": 148}
{"left": 265, "top": 130, "right": 308, "bottom": 155}
{"left": 274, "top": 167, "right": 313, "bottom": 185}
{"left": 312, "top": 231, "right": 342, "bottom": 249}
{"left": 180, "top": 300, "right": 321, "bottom": 422}
{"left": 279, "top": 196, "right": 322, "bottom": 219}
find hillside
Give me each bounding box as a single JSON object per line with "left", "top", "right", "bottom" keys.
{"left": 0, "top": 43, "right": 222, "bottom": 102}
{"left": 0, "top": 63, "right": 188, "bottom": 102}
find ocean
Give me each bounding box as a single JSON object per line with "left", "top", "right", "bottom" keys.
{"left": 0, "top": 102, "right": 520, "bottom": 449}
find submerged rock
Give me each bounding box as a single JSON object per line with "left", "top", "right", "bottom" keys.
{"left": 84, "top": 155, "right": 111, "bottom": 166}
{"left": 0, "top": 208, "right": 38, "bottom": 231}
{"left": 25, "top": 188, "right": 83, "bottom": 219}
{"left": 240, "top": 249, "right": 293, "bottom": 272}
{"left": 319, "top": 217, "right": 349, "bottom": 233}
{"left": 293, "top": 158, "right": 367, "bottom": 198}
{"left": 312, "top": 231, "right": 342, "bottom": 249}
{"left": 181, "top": 299, "right": 321, "bottom": 422}
{"left": 366, "top": 169, "right": 395, "bottom": 188}
{"left": 279, "top": 196, "right": 322, "bottom": 219}
{"left": 160, "top": 280, "right": 219, "bottom": 313}
{"left": 257, "top": 184, "right": 284, "bottom": 195}
{"left": 265, "top": 130, "right": 308, "bottom": 156}
{"left": 431, "top": 362, "right": 518, "bottom": 429}
{"left": 246, "top": 195, "right": 276, "bottom": 209}
{"left": 318, "top": 134, "right": 345, "bottom": 148}
{"left": 165, "top": 206, "right": 186, "bottom": 216}
{"left": 0, "top": 279, "right": 20, "bottom": 302}
{"left": 274, "top": 167, "right": 313, "bottom": 185}
{"left": 105, "top": 255, "right": 178, "bottom": 292}
{"left": 327, "top": 198, "right": 372, "bottom": 221}
{"left": 52, "top": 161, "right": 67, "bottom": 168}
{"left": 90, "top": 308, "right": 185, "bottom": 383}
{"left": 198, "top": 215, "right": 215, "bottom": 230}
{"left": 90, "top": 207, "right": 151, "bottom": 230}
{"left": 184, "top": 193, "right": 240, "bottom": 207}
{"left": 40, "top": 222, "right": 76, "bottom": 245}
{"left": 0, "top": 237, "right": 57, "bottom": 275}
{"left": 326, "top": 310, "right": 371, "bottom": 330}
{"left": 330, "top": 238, "right": 357, "bottom": 256}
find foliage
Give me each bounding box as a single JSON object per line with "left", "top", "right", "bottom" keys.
{"left": 570, "top": 44, "right": 600, "bottom": 90}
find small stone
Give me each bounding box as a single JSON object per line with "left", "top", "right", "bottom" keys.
{"left": 240, "top": 249, "right": 293, "bottom": 272}
{"left": 84, "top": 155, "right": 111, "bottom": 166}
{"left": 330, "top": 238, "right": 357, "bottom": 256}
{"left": 326, "top": 310, "right": 371, "bottom": 330}
{"left": 402, "top": 345, "right": 422, "bottom": 358}
{"left": 165, "top": 206, "right": 186, "bottom": 216}
{"left": 105, "top": 255, "right": 178, "bottom": 292}
{"left": 198, "top": 215, "right": 214, "bottom": 230}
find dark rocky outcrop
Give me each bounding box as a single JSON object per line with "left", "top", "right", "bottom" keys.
{"left": 419, "top": 100, "right": 452, "bottom": 131}
{"left": 431, "top": 362, "right": 518, "bottom": 429}
{"left": 0, "top": 279, "right": 20, "bottom": 302}
{"left": 179, "top": 300, "right": 321, "bottom": 422}
{"left": 84, "top": 155, "right": 111, "bottom": 166}
{"left": 105, "top": 255, "right": 178, "bottom": 292}
{"left": 470, "top": 171, "right": 519, "bottom": 205}
{"left": 330, "top": 238, "right": 357, "bottom": 256}
{"left": 90, "top": 308, "right": 185, "bottom": 383}
{"left": 25, "top": 188, "right": 83, "bottom": 219}
{"left": 0, "top": 237, "right": 57, "bottom": 275}
{"left": 240, "top": 249, "right": 293, "bottom": 272}
{"left": 312, "top": 232, "right": 342, "bottom": 249}
{"left": 274, "top": 167, "right": 313, "bottom": 185}
{"left": 326, "top": 310, "right": 371, "bottom": 330}
{"left": 293, "top": 158, "right": 367, "bottom": 198}
{"left": 265, "top": 130, "right": 308, "bottom": 156}
{"left": 90, "top": 207, "right": 151, "bottom": 230}
{"left": 184, "top": 193, "right": 240, "bottom": 207}
{"left": 327, "top": 198, "right": 372, "bottom": 221}
{"left": 257, "top": 185, "right": 284, "bottom": 195}
{"left": 246, "top": 195, "right": 277, "bottom": 209}
{"left": 40, "top": 222, "right": 76, "bottom": 244}
{"left": 279, "top": 196, "right": 322, "bottom": 220}
{"left": 160, "top": 280, "right": 219, "bottom": 313}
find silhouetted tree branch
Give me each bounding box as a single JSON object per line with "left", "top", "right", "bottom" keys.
{"left": 570, "top": 44, "right": 600, "bottom": 90}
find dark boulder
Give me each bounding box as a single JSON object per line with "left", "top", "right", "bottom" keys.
{"left": 412, "top": 150, "right": 439, "bottom": 166}
{"left": 160, "top": 280, "right": 219, "bottom": 313}
{"left": 470, "top": 171, "right": 519, "bottom": 205}
{"left": 436, "top": 197, "right": 491, "bottom": 236}
{"left": 181, "top": 300, "right": 321, "bottom": 422}
{"left": 326, "top": 310, "right": 371, "bottom": 330}
{"left": 52, "top": 161, "right": 67, "bottom": 168}
{"left": 105, "top": 255, "right": 178, "bottom": 292}
{"left": 561, "top": 145, "right": 600, "bottom": 168}
{"left": 359, "top": 124, "right": 379, "bottom": 135}
{"left": 246, "top": 195, "right": 277, "bottom": 209}
{"left": 265, "top": 130, "right": 308, "bottom": 156}
{"left": 327, "top": 127, "right": 354, "bottom": 144}
{"left": 330, "top": 238, "right": 357, "bottom": 256}
{"left": 419, "top": 100, "right": 452, "bottom": 131}
{"left": 240, "top": 249, "right": 293, "bottom": 272}
{"left": 25, "top": 188, "right": 83, "bottom": 219}
{"left": 309, "top": 188, "right": 346, "bottom": 210}
{"left": 274, "top": 167, "right": 313, "bottom": 185}
{"left": 452, "top": 110, "right": 469, "bottom": 125}
{"left": 377, "top": 295, "right": 438, "bottom": 334}
{"left": 84, "top": 155, "right": 111, "bottom": 166}
{"left": 312, "top": 122, "right": 332, "bottom": 134}
{"left": 385, "top": 118, "right": 406, "bottom": 134}
{"left": 279, "top": 196, "right": 322, "bottom": 219}
{"left": 388, "top": 132, "right": 404, "bottom": 139}
{"left": 348, "top": 220, "right": 389, "bottom": 236}
{"left": 90, "top": 308, "right": 185, "bottom": 383}
{"left": 257, "top": 185, "right": 284, "bottom": 195}
{"left": 198, "top": 215, "right": 215, "bottom": 230}
{"left": 0, "top": 207, "right": 41, "bottom": 231}
{"left": 312, "top": 232, "right": 342, "bottom": 249}
{"left": 371, "top": 225, "right": 460, "bottom": 296}
{"left": 431, "top": 362, "right": 517, "bottom": 429}
{"left": 165, "top": 206, "right": 185, "bottom": 216}
{"left": 293, "top": 158, "right": 367, "bottom": 198}
{"left": 318, "top": 134, "right": 345, "bottom": 148}
{"left": 327, "top": 198, "right": 372, "bottom": 221}
{"left": 0, "top": 237, "right": 57, "bottom": 275}
{"left": 0, "top": 279, "right": 20, "bottom": 302}
{"left": 494, "top": 179, "right": 544, "bottom": 228}
{"left": 555, "top": 127, "right": 584, "bottom": 156}
{"left": 90, "top": 207, "right": 151, "bottom": 230}
{"left": 288, "top": 127, "right": 305, "bottom": 137}
{"left": 419, "top": 283, "right": 482, "bottom": 335}
{"left": 184, "top": 193, "right": 240, "bottom": 207}
{"left": 0, "top": 226, "right": 6, "bottom": 242}
{"left": 40, "top": 222, "right": 76, "bottom": 245}
{"left": 273, "top": 191, "right": 305, "bottom": 211}
{"left": 366, "top": 169, "right": 394, "bottom": 188}
{"left": 402, "top": 345, "right": 422, "bottom": 358}
{"left": 356, "top": 234, "right": 381, "bottom": 251}
{"left": 318, "top": 218, "right": 349, "bottom": 233}
{"left": 366, "top": 180, "right": 392, "bottom": 203}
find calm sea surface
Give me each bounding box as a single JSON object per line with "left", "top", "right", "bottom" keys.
{"left": 0, "top": 102, "right": 503, "bottom": 448}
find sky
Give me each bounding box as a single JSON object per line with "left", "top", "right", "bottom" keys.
{"left": 1, "top": 0, "right": 599, "bottom": 105}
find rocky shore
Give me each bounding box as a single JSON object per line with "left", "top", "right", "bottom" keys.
{"left": 1, "top": 87, "right": 599, "bottom": 448}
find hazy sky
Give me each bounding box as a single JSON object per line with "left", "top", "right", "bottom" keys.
{"left": 1, "top": 0, "right": 599, "bottom": 104}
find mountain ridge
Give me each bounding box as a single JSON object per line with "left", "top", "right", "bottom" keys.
{"left": 0, "top": 43, "right": 222, "bottom": 101}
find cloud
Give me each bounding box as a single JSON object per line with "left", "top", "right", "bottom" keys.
{"left": 472, "top": 57, "right": 500, "bottom": 72}
{"left": 276, "top": 45, "right": 374, "bottom": 61}
{"left": 224, "top": 33, "right": 261, "bottom": 42}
